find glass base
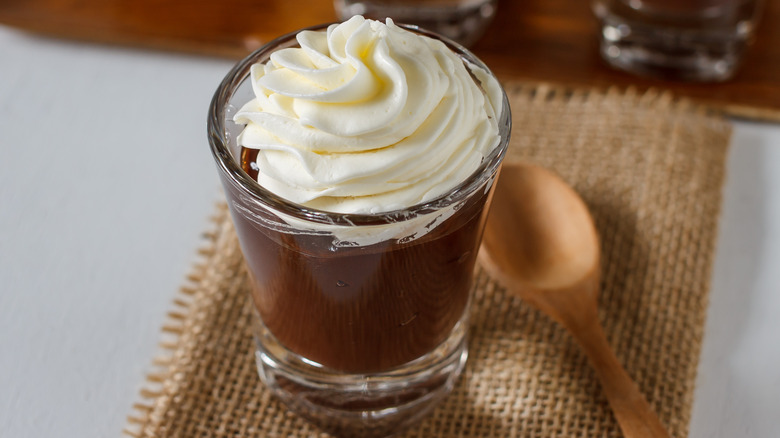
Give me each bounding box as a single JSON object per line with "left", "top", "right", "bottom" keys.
{"left": 333, "top": 0, "right": 497, "bottom": 47}
{"left": 593, "top": 0, "right": 757, "bottom": 82}
{"left": 252, "top": 310, "right": 469, "bottom": 437}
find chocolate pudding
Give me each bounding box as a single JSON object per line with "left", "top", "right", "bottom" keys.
{"left": 209, "top": 17, "right": 510, "bottom": 436}
{"left": 226, "top": 147, "right": 490, "bottom": 373}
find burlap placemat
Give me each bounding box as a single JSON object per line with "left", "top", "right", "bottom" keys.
{"left": 125, "top": 83, "right": 731, "bottom": 437}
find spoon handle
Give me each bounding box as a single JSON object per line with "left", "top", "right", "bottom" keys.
{"left": 573, "top": 323, "right": 670, "bottom": 438}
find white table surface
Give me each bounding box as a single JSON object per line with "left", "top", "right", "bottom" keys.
{"left": 1, "top": 27, "right": 778, "bottom": 438}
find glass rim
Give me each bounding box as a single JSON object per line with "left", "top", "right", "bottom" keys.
{"left": 207, "top": 21, "right": 512, "bottom": 227}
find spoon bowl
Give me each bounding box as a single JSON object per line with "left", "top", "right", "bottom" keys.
{"left": 480, "top": 161, "right": 670, "bottom": 438}
{"left": 482, "top": 161, "right": 599, "bottom": 291}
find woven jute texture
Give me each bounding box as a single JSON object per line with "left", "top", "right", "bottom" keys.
{"left": 125, "top": 83, "right": 731, "bottom": 438}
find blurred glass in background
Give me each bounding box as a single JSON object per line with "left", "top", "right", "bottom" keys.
{"left": 334, "top": 0, "right": 498, "bottom": 46}
{"left": 593, "top": 0, "right": 764, "bottom": 81}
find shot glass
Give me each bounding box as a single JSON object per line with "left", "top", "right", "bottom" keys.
{"left": 593, "top": 0, "right": 764, "bottom": 81}
{"left": 208, "top": 23, "right": 511, "bottom": 437}
{"left": 334, "top": 0, "right": 498, "bottom": 46}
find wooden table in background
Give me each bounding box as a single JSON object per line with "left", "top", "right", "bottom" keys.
{"left": 1, "top": 0, "right": 778, "bottom": 120}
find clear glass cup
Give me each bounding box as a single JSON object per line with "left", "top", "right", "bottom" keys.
{"left": 593, "top": 0, "right": 764, "bottom": 81}
{"left": 333, "top": 0, "right": 498, "bottom": 46}
{"left": 208, "top": 23, "right": 511, "bottom": 437}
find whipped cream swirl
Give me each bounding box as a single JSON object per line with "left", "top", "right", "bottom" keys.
{"left": 234, "top": 16, "right": 503, "bottom": 214}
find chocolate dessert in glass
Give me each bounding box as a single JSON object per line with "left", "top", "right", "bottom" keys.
{"left": 208, "top": 16, "right": 511, "bottom": 437}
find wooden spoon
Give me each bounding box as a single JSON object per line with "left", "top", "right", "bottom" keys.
{"left": 479, "top": 161, "right": 670, "bottom": 438}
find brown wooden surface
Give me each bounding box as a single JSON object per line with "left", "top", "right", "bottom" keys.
{"left": 1, "top": 0, "right": 778, "bottom": 121}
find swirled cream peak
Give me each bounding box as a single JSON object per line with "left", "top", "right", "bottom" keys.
{"left": 234, "top": 16, "right": 502, "bottom": 214}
